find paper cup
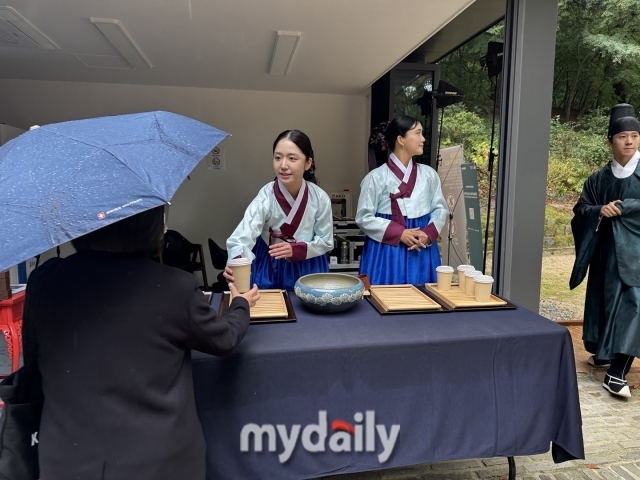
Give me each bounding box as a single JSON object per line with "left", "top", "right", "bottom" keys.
{"left": 464, "top": 270, "right": 483, "bottom": 297}
{"left": 436, "top": 265, "right": 455, "bottom": 290}
{"left": 474, "top": 275, "right": 494, "bottom": 302}
{"left": 227, "top": 258, "right": 252, "bottom": 293}
{"left": 456, "top": 265, "right": 474, "bottom": 289}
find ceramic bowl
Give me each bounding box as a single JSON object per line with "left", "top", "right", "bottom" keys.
{"left": 294, "top": 273, "right": 364, "bottom": 314}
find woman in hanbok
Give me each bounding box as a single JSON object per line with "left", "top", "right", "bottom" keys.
{"left": 226, "top": 130, "right": 333, "bottom": 290}
{"left": 356, "top": 116, "right": 448, "bottom": 285}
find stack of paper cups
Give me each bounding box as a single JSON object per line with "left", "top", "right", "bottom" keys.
{"left": 457, "top": 265, "right": 475, "bottom": 290}
{"left": 474, "top": 275, "right": 495, "bottom": 302}
{"left": 464, "top": 270, "right": 483, "bottom": 297}
{"left": 435, "top": 265, "right": 455, "bottom": 290}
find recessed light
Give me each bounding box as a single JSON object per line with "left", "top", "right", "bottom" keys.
{"left": 73, "top": 54, "right": 132, "bottom": 69}
{"left": 90, "top": 18, "right": 152, "bottom": 69}
{"left": 269, "top": 31, "right": 301, "bottom": 76}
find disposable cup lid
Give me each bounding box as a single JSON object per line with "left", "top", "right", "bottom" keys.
{"left": 474, "top": 275, "right": 494, "bottom": 284}
{"left": 464, "top": 270, "right": 482, "bottom": 277}
{"left": 436, "top": 266, "right": 454, "bottom": 273}
{"left": 227, "top": 258, "right": 252, "bottom": 266}
{"left": 457, "top": 265, "right": 474, "bottom": 271}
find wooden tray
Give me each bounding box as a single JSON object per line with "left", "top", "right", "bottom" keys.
{"left": 216, "top": 289, "right": 296, "bottom": 324}
{"left": 422, "top": 284, "right": 516, "bottom": 311}
{"left": 367, "top": 284, "right": 443, "bottom": 314}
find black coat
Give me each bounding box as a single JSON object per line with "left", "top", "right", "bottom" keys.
{"left": 570, "top": 162, "right": 640, "bottom": 359}
{"left": 28, "top": 252, "right": 250, "bottom": 480}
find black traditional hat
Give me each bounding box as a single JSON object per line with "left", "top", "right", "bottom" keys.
{"left": 608, "top": 103, "right": 640, "bottom": 139}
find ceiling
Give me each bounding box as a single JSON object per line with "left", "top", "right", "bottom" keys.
{"left": 406, "top": 0, "right": 505, "bottom": 63}
{"left": 0, "top": 0, "right": 475, "bottom": 95}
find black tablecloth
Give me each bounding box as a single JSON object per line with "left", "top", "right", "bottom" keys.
{"left": 192, "top": 295, "right": 584, "bottom": 480}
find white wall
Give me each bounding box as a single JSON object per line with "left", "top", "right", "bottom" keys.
{"left": 0, "top": 79, "right": 369, "bottom": 284}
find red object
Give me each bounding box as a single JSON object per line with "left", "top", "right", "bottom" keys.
{"left": 331, "top": 419, "right": 355, "bottom": 434}
{"left": 0, "top": 290, "right": 25, "bottom": 373}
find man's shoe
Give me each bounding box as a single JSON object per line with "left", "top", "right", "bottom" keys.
{"left": 588, "top": 355, "right": 610, "bottom": 367}
{"left": 603, "top": 373, "right": 631, "bottom": 398}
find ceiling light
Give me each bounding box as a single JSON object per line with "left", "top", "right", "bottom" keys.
{"left": 269, "top": 31, "right": 301, "bottom": 76}
{"left": 90, "top": 18, "right": 152, "bottom": 69}
{"left": 73, "top": 54, "right": 132, "bottom": 69}
{"left": 0, "top": 6, "right": 58, "bottom": 49}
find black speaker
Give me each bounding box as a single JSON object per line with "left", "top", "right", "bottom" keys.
{"left": 481, "top": 41, "right": 503, "bottom": 78}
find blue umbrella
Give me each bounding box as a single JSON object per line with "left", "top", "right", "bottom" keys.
{"left": 0, "top": 111, "right": 228, "bottom": 272}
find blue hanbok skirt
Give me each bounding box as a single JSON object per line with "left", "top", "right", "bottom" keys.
{"left": 251, "top": 237, "right": 329, "bottom": 290}
{"left": 359, "top": 212, "right": 441, "bottom": 285}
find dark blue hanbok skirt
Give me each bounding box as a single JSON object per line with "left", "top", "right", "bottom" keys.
{"left": 359, "top": 212, "right": 441, "bottom": 285}
{"left": 251, "top": 237, "right": 329, "bottom": 290}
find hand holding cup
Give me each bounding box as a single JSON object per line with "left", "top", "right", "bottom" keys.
{"left": 223, "top": 266, "right": 235, "bottom": 284}
{"left": 230, "top": 283, "right": 260, "bottom": 308}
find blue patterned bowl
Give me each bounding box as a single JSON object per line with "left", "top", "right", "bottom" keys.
{"left": 294, "top": 273, "right": 364, "bottom": 314}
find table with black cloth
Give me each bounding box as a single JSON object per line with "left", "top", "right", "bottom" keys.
{"left": 192, "top": 294, "right": 584, "bottom": 480}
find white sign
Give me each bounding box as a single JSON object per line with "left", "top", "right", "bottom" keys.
{"left": 438, "top": 145, "right": 468, "bottom": 267}
{"left": 206, "top": 146, "right": 226, "bottom": 171}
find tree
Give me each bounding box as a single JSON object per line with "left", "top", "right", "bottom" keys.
{"left": 554, "top": 0, "right": 640, "bottom": 119}
{"left": 438, "top": 25, "right": 505, "bottom": 117}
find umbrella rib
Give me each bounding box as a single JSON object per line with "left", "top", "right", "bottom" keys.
{"left": 42, "top": 131, "right": 170, "bottom": 201}
{"left": 152, "top": 114, "right": 194, "bottom": 158}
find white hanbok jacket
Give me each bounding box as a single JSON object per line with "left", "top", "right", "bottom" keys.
{"left": 356, "top": 156, "right": 448, "bottom": 245}
{"left": 227, "top": 180, "right": 334, "bottom": 261}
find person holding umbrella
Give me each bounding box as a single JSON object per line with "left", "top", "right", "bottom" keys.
{"left": 0, "top": 111, "right": 259, "bottom": 479}
{"left": 27, "top": 205, "right": 259, "bottom": 479}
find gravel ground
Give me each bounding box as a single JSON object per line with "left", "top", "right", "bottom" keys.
{"left": 539, "top": 298, "right": 582, "bottom": 322}
{"left": 540, "top": 252, "right": 585, "bottom": 322}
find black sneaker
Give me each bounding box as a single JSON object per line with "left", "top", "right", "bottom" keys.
{"left": 588, "top": 355, "right": 610, "bottom": 367}
{"left": 603, "top": 373, "right": 631, "bottom": 398}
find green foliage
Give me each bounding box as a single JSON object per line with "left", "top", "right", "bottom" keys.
{"left": 545, "top": 205, "right": 573, "bottom": 226}
{"left": 434, "top": 0, "right": 639, "bottom": 207}
{"left": 440, "top": 104, "right": 491, "bottom": 163}
{"left": 437, "top": 108, "right": 611, "bottom": 201}
{"left": 554, "top": 0, "right": 640, "bottom": 118}
{"left": 438, "top": 26, "right": 504, "bottom": 116}
{"left": 437, "top": 104, "right": 493, "bottom": 197}
{"left": 547, "top": 113, "right": 611, "bottom": 199}
{"left": 547, "top": 157, "right": 588, "bottom": 198}
{"left": 544, "top": 206, "right": 574, "bottom": 247}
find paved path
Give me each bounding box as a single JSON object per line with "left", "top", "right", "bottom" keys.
{"left": 568, "top": 326, "right": 640, "bottom": 388}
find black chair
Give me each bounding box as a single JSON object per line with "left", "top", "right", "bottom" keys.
{"left": 162, "top": 230, "right": 209, "bottom": 289}
{"left": 208, "top": 238, "right": 229, "bottom": 293}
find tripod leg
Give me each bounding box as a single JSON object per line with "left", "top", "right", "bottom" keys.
{"left": 482, "top": 77, "right": 500, "bottom": 274}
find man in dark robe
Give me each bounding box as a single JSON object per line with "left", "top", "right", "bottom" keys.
{"left": 570, "top": 103, "right": 640, "bottom": 398}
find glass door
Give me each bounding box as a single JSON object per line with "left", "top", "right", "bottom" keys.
{"left": 390, "top": 64, "right": 439, "bottom": 167}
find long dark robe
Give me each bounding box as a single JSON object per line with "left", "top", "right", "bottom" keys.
{"left": 570, "top": 161, "right": 640, "bottom": 359}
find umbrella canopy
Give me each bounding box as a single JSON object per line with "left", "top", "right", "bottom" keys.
{"left": 0, "top": 111, "right": 228, "bottom": 272}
